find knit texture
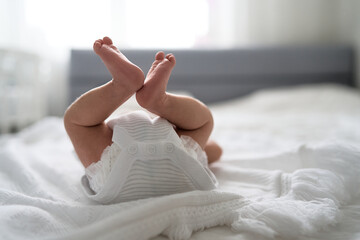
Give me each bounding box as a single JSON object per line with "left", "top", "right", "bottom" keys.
{"left": 83, "top": 111, "right": 218, "bottom": 203}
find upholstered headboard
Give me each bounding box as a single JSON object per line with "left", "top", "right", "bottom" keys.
{"left": 69, "top": 46, "right": 355, "bottom": 104}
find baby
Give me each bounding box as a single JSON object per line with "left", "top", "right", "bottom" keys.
{"left": 64, "top": 37, "right": 222, "bottom": 204}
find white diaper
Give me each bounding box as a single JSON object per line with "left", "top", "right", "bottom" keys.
{"left": 81, "top": 111, "right": 218, "bottom": 204}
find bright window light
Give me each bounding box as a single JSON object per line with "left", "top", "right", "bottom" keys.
{"left": 124, "top": 0, "right": 209, "bottom": 48}
{"left": 25, "top": 0, "right": 112, "bottom": 49}
{"left": 23, "top": 0, "right": 209, "bottom": 49}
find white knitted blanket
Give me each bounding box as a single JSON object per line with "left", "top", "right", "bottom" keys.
{"left": 1, "top": 117, "right": 360, "bottom": 240}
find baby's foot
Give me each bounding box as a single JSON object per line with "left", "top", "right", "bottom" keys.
{"left": 93, "top": 37, "right": 144, "bottom": 92}
{"left": 136, "top": 51, "right": 176, "bottom": 110}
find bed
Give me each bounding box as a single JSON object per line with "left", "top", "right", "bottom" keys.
{"left": 1, "top": 46, "right": 360, "bottom": 240}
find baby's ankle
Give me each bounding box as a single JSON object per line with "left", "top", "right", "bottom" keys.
{"left": 108, "top": 81, "right": 136, "bottom": 100}
{"left": 111, "top": 71, "right": 144, "bottom": 93}
{"left": 136, "top": 91, "right": 168, "bottom": 114}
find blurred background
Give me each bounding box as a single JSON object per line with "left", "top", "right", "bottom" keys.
{"left": 0, "top": 0, "right": 359, "bottom": 133}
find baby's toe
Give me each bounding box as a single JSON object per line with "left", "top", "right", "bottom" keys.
{"left": 155, "top": 51, "right": 165, "bottom": 60}
{"left": 165, "top": 54, "right": 176, "bottom": 64}
{"left": 103, "top": 36, "right": 113, "bottom": 45}
{"left": 93, "top": 40, "right": 103, "bottom": 52}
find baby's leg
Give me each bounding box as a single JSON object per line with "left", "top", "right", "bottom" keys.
{"left": 64, "top": 37, "right": 144, "bottom": 167}
{"left": 136, "top": 52, "right": 222, "bottom": 163}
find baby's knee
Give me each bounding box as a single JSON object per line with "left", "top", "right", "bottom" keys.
{"left": 205, "top": 140, "right": 222, "bottom": 164}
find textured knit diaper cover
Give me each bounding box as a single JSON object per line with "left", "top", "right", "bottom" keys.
{"left": 81, "top": 111, "right": 218, "bottom": 204}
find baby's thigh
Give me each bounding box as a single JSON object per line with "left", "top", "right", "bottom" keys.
{"left": 66, "top": 122, "right": 113, "bottom": 167}
{"left": 176, "top": 120, "right": 213, "bottom": 149}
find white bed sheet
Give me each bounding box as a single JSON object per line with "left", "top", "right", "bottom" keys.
{"left": 1, "top": 84, "right": 360, "bottom": 240}
{"left": 188, "top": 84, "right": 360, "bottom": 240}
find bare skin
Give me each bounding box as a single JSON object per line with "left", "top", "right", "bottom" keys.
{"left": 64, "top": 37, "right": 222, "bottom": 168}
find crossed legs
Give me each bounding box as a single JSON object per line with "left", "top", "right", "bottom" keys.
{"left": 64, "top": 37, "right": 222, "bottom": 168}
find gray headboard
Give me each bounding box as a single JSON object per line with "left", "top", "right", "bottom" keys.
{"left": 70, "top": 46, "right": 354, "bottom": 104}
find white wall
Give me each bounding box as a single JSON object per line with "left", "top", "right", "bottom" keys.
{"left": 230, "top": 0, "right": 360, "bottom": 86}
{"left": 338, "top": 0, "right": 360, "bottom": 87}
{"left": 246, "top": 0, "right": 339, "bottom": 45}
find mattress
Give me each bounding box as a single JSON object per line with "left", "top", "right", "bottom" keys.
{"left": 1, "top": 84, "right": 360, "bottom": 240}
